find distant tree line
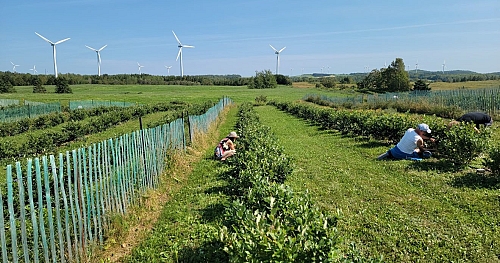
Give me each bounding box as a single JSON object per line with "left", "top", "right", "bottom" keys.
{"left": 0, "top": 71, "right": 294, "bottom": 93}
{"left": 0, "top": 72, "right": 256, "bottom": 87}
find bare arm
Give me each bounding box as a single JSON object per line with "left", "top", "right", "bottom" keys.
{"left": 416, "top": 138, "right": 426, "bottom": 153}
{"left": 227, "top": 139, "right": 235, "bottom": 150}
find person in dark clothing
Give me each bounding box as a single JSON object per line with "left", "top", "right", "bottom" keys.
{"left": 456, "top": 112, "right": 493, "bottom": 130}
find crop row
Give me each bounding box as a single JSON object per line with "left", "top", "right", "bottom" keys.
{"left": 269, "top": 100, "right": 497, "bottom": 171}
{"left": 0, "top": 101, "right": 207, "bottom": 137}
{"left": 0, "top": 100, "right": 217, "bottom": 163}
{"left": 217, "top": 103, "right": 347, "bottom": 262}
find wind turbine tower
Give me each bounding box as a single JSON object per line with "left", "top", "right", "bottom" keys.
{"left": 415, "top": 60, "right": 419, "bottom": 75}
{"left": 35, "top": 32, "right": 70, "bottom": 78}
{"left": 85, "top": 44, "right": 107, "bottom": 76}
{"left": 10, "top": 62, "right": 20, "bottom": 73}
{"left": 30, "top": 65, "right": 38, "bottom": 75}
{"left": 137, "top": 63, "right": 144, "bottom": 74}
{"left": 269, "top": 45, "right": 286, "bottom": 74}
{"left": 442, "top": 60, "right": 446, "bottom": 74}
{"left": 172, "top": 31, "right": 194, "bottom": 77}
{"left": 165, "top": 66, "right": 172, "bottom": 76}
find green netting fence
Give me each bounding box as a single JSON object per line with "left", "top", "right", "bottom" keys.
{"left": 24, "top": 100, "right": 49, "bottom": 106}
{"left": 0, "top": 103, "right": 62, "bottom": 123}
{"left": 69, "top": 100, "right": 136, "bottom": 110}
{"left": 0, "top": 98, "right": 231, "bottom": 262}
{"left": 306, "top": 87, "right": 500, "bottom": 115}
{"left": 0, "top": 100, "right": 19, "bottom": 107}
{"left": 189, "top": 97, "right": 233, "bottom": 144}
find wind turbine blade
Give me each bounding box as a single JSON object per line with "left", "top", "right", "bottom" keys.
{"left": 98, "top": 45, "right": 107, "bottom": 51}
{"left": 85, "top": 45, "right": 97, "bottom": 51}
{"left": 137, "top": 62, "right": 141, "bottom": 67}
{"left": 269, "top": 45, "right": 278, "bottom": 52}
{"left": 279, "top": 47, "right": 286, "bottom": 53}
{"left": 183, "top": 45, "right": 194, "bottom": 48}
{"left": 54, "top": 38, "right": 70, "bottom": 45}
{"left": 35, "top": 32, "right": 54, "bottom": 44}
{"left": 98, "top": 53, "right": 102, "bottom": 64}
{"left": 172, "top": 30, "right": 181, "bottom": 44}
{"left": 176, "top": 48, "right": 182, "bottom": 61}
{"left": 10, "top": 62, "right": 14, "bottom": 65}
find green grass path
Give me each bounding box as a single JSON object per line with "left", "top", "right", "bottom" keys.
{"left": 254, "top": 105, "right": 500, "bottom": 262}
{"left": 125, "top": 105, "right": 499, "bottom": 262}
{"left": 123, "top": 108, "right": 237, "bottom": 262}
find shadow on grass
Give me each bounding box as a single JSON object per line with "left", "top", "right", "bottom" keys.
{"left": 200, "top": 202, "right": 226, "bottom": 223}
{"left": 177, "top": 240, "right": 229, "bottom": 263}
{"left": 407, "top": 159, "right": 460, "bottom": 173}
{"left": 450, "top": 172, "right": 500, "bottom": 189}
{"left": 358, "top": 140, "right": 392, "bottom": 148}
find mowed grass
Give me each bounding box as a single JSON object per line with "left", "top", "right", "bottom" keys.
{"left": 254, "top": 105, "right": 500, "bottom": 262}
{"left": 5, "top": 84, "right": 345, "bottom": 105}
{"left": 122, "top": 108, "right": 239, "bottom": 262}
{"left": 4, "top": 79, "right": 499, "bottom": 105}
{"left": 429, "top": 79, "right": 500, "bottom": 90}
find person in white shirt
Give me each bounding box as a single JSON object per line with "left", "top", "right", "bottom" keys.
{"left": 378, "top": 123, "right": 435, "bottom": 160}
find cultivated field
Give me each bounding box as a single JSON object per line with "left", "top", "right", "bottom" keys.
{"left": 1, "top": 82, "right": 499, "bottom": 262}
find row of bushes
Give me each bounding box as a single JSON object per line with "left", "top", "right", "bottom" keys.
{"left": 217, "top": 103, "right": 346, "bottom": 262}
{"left": 269, "top": 101, "right": 497, "bottom": 171}
{"left": 0, "top": 101, "right": 217, "bottom": 162}
{"left": 0, "top": 101, "right": 203, "bottom": 137}
{"left": 0, "top": 106, "right": 130, "bottom": 137}
{"left": 304, "top": 94, "right": 464, "bottom": 119}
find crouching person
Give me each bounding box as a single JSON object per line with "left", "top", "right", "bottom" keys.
{"left": 214, "top": 131, "right": 239, "bottom": 161}
{"left": 378, "top": 123, "right": 435, "bottom": 160}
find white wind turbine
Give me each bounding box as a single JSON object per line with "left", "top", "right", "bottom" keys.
{"left": 30, "top": 65, "right": 38, "bottom": 75}
{"left": 172, "top": 31, "right": 194, "bottom": 77}
{"left": 137, "top": 62, "right": 144, "bottom": 74}
{"left": 10, "top": 62, "right": 20, "bottom": 73}
{"left": 85, "top": 44, "right": 107, "bottom": 76}
{"left": 165, "top": 65, "right": 172, "bottom": 75}
{"left": 415, "top": 60, "right": 419, "bottom": 74}
{"left": 269, "top": 45, "right": 286, "bottom": 74}
{"left": 35, "top": 32, "right": 70, "bottom": 78}
{"left": 442, "top": 60, "right": 446, "bottom": 74}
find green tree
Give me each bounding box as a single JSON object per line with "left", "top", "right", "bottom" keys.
{"left": 275, "top": 74, "right": 292, "bottom": 85}
{"left": 413, "top": 79, "right": 431, "bottom": 91}
{"left": 357, "top": 69, "right": 383, "bottom": 90}
{"left": 340, "top": 76, "right": 351, "bottom": 84}
{"left": 248, "top": 70, "right": 277, "bottom": 89}
{"left": 0, "top": 75, "right": 16, "bottom": 93}
{"left": 32, "top": 76, "right": 46, "bottom": 93}
{"left": 382, "top": 58, "right": 410, "bottom": 92}
{"left": 320, "top": 77, "right": 336, "bottom": 88}
{"left": 54, "top": 77, "right": 72, "bottom": 93}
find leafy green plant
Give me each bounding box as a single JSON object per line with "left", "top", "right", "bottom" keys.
{"left": 437, "top": 123, "right": 491, "bottom": 168}
{"left": 483, "top": 144, "right": 500, "bottom": 176}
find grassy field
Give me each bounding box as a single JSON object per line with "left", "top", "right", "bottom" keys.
{"left": 1, "top": 83, "right": 499, "bottom": 261}
{"left": 255, "top": 106, "right": 500, "bottom": 262}
{"left": 5, "top": 84, "right": 350, "bottom": 105}
{"left": 429, "top": 79, "right": 500, "bottom": 90}
{"left": 5, "top": 79, "right": 499, "bottom": 106}
{"left": 122, "top": 104, "right": 500, "bottom": 262}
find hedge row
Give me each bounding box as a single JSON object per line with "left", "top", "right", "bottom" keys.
{"left": 269, "top": 101, "right": 494, "bottom": 170}
{"left": 0, "top": 101, "right": 216, "bottom": 162}
{"left": 0, "top": 102, "right": 194, "bottom": 137}
{"left": 218, "top": 103, "right": 343, "bottom": 262}
{"left": 303, "top": 94, "right": 464, "bottom": 119}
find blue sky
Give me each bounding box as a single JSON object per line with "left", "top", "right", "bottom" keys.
{"left": 1, "top": 0, "right": 499, "bottom": 77}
